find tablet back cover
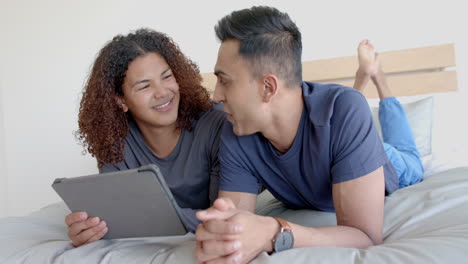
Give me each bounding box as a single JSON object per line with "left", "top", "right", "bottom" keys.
{"left": 52, "top": 164, "right": 187, "bottom": 239}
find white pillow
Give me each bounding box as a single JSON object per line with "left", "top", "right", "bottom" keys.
{"left": 367, "top": 96, "right": 433, "bottom": 157}
{"left": 424, "top": 91, "right": 468, "bottom": 175}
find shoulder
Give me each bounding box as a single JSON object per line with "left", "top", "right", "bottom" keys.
{"left": 302, "top": 81, "right": 365, "bottom": 110}
{"left": 302, "top": 82, "right": 368, "bottom": 126}
{"left": 190, "top": 106, "right": 226, "bottom": 146}
{"left": 220, "top": 121, "right": 261, "bottom": 156}
{"left": 192, "top": 105, "right": 227, "bottom": 151}
{"left": 195, "top": 104, "right": 226, "bottom": 129}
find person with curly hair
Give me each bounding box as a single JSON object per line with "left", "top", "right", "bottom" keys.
{"left": 65, "top": 28, "right": 226, "bottom": 247}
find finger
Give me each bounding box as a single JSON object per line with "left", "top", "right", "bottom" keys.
{"left": 195, "top": 223, "right": 240, "bottom": 242}
{"left": 65, "top": 212, "right": 88, "bottom": 227}
{"left": 196, "top": 207, "right": 237, "bottom": 222}
{"left": 213, "top": 198, "right": 236, "bottom": 211}
{"left": 204, "top": 220, "right": 243, "bottom": 235}
{"left": 68, "top": 216, "right": 100, "bottom": 237}
{"left": 73, "top": 220, "right": 107, "bottom": 246}
{"left": 201, "top": 239, "right": 241, "bottom": 257}
{"left": 195, "top": 240, "right": 215, "bottom": 263}
{"left": 196, "top": 240, "right": 227, "bottom": 263}
{"left": 206, "top": 251, "right": 242, "bottom": 264}
{"left": 85, "top": 223, "right": 108, "bottom": 244}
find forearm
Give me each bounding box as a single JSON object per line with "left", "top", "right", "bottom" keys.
{"left": 218, "top": 190, "right": 257, "bottom": 212}
{"left": 260, "top": 217, "right": 378, "bottom": 254}
{"left": 290, "top": 223, "right": 377, "bottom": 249}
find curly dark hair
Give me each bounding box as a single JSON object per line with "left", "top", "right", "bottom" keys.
{"left": 76, "top": 28, "right": 212, "bottom": 167}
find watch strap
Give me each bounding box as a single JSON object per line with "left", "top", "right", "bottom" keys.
{"left": 271, "top": 217, "right": 294, "bottom": 253}
{"left": 274, "top": 217, "right": 291, "bottom": 232}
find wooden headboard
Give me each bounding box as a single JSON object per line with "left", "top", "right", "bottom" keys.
{"left": 201, "top": 43, "right": 457, "bottom": 98}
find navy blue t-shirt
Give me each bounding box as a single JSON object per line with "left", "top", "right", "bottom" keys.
{"left": 219, "top": 82, "right": 398, "bottom": 212}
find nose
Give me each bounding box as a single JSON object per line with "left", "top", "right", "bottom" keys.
{"left": 213, "top": 82, "right": 224, "bottom": 103}
{"left": 151, "top": 81, "right": 167, "bottom": 99}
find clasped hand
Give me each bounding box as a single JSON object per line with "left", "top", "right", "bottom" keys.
{"left": 195, "top": 198, "right": 278, "bottom": 264}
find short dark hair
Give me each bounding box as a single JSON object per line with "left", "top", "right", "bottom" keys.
{"left": 215, "top": 6, "right": 302, "bottom": 86}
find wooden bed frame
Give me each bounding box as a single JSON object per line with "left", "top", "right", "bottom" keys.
{"left": 201, "top": 43, "right": 457, "bottom": 98}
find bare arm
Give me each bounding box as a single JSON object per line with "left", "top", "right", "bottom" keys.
{"left": 218, "top": 190, "right": 257, "bottom": 213}
{"left": 201, "top": 166, "right": 385, "bottom": 250}
{"left": 288, "top": 166, "right": 385, "bottom": 249}
{"left": 249, "top": 166, "right": 385, "bottom": 253}
{"left": 195, "top": 168, "right": 385, "bottom": 263}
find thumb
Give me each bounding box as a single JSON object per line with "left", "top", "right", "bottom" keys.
{"left": 213, "top": 197, "right": 236, "bottom": 211}
{"left": 196, "top": 206, "right": 237, "bottom": 222}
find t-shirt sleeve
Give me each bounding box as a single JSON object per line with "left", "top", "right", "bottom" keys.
{"left": 179, "top": 208, "right": 200, "bottom": 233}
{"left": 330, "top": 90, "right": 388, "bottom": 184}
{"left": 98, "top": 140, "right": 134, "bottom": 174}
{"left": 207, "top": 110, "right": 226, "bottom": 205}
{"left": 98, "top": 161, "right": 128, "bottom": 173}
{"left": 218, "top": 123, "right": 260, "bottom": 194}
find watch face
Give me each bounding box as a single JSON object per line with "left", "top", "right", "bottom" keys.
{"left": 274, "top": 231, "right": 294, "bottom": 252}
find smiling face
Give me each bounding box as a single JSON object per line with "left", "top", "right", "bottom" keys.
{"left": 213, "top": 40, "right": 265, "bottom": 136}
{"left": 118, "top": 52, "right": 180, "bottom": 130}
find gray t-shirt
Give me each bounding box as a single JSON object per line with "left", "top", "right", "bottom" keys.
{"left": 100, "top": 107, "right": 226, "bottom": 232}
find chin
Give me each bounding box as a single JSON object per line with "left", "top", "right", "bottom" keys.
{"left": 231, "top": 123, "right": 241, "bottom": 136}
{"left": 165, "top": 118, "right": 178, "bottom": 126}
{"left": 232, "top": 125, "right": 253, "bottom": 137}
{"left": 232, "top": 129, "right": 243, "bottom": 136}
{"left": 156, "top": 113, "right": 178, "bottom": 128}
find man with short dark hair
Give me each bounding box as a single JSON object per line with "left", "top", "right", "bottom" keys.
{"left": 194, "top": 6, "right": 421, "bottom": 264}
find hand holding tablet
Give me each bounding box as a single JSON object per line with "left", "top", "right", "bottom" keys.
{"left": 52, "top": 164, "right": 188, "bottom": 239}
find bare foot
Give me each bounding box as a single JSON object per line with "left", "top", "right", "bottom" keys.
{"left": 357, "top": 40, "right": 381, "bottom": 77}
{"left": 358, "top": 40, "right": 392, "bottom": 99}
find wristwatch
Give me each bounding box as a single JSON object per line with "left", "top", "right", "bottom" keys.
{"left": 272, "top": 217, "right": 294, "bottom": 253}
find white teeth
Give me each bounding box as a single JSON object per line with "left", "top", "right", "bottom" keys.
{"left": 154, "top": 100, "right": 170, "bottom": 109}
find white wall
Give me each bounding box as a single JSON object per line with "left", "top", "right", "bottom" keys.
{"left": 0, "top": 77, "right": 6, "bottom": 218}
{"left": 1, "top": 0, "right": 467, "bottom": 216}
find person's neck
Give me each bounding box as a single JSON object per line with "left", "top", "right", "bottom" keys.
{"left": 262, "top": 86, "right": 303, "bottom": 154}
{"left": 137, "top": 122, "right": 181, "bottom": 158}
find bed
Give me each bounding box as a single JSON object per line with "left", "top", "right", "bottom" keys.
{"left": 1, "top": 44, "right": 467, "bottom": 263}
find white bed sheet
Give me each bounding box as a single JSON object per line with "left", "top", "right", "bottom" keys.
{"left": 253, "top": 166, "right": 468, "bottom": 264}
{"left": 1, "top": 165, "right": 468, "bottom": 264}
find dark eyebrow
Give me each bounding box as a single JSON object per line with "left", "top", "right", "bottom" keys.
{"left": 214, "top": 70, "right": 228, "bottom": 77}
{"left": 131, "top": 68, "right": 171, "bottom": 88}
{"left": 132, "top": 79, "right": 150, "bottom": 88}
{"left": 161, "top": 67, "right": 171, "bottom": 76}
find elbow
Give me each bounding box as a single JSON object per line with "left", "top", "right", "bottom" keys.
{"left": 372, "top": 236, "right": 383, "bottom": 246}
{"left": 358, "top": 237, "right": 382, "bottom": 249}
{"left": 366, "top": 238, "right": 383, "bottom": 248}
{"left": 370, "top": 229, "right": 384, "bottom": 246}
{"left": 365, "top": 232, "right": 383, "bottom": 248}
{"left": 356, "top": 228, "right": 383, "bottom": 248}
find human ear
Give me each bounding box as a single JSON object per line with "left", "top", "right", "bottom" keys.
{"left": 115, "top": 96, "right": 129, "bottom": 112}
{"left": 261, "top": 74, "right": 279, "bottom": 103}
